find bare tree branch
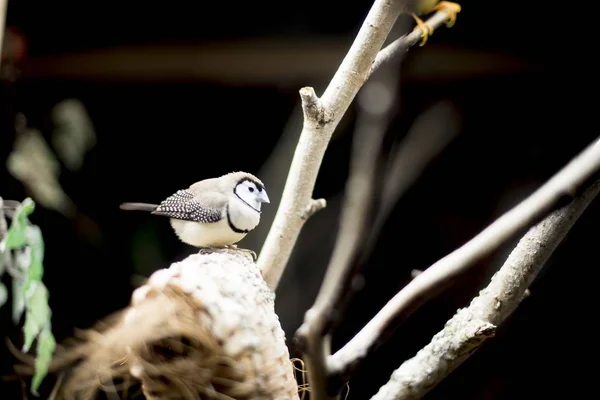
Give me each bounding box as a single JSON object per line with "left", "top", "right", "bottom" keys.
{"left": 366, "top": 101, "right": 460, "bottom": 259}
{"left": 380, "top": 102, "right": 459, "bottom": 223}
{"left": 371, "top": 178, "right": 600, "bottom": 400}
{"left": 258, "top": 0, "right": 409, "bottom": 290}
{"left": 294, "top": 34, "right": 401, "bottom": 400}
{"left": 258, "top": 1, "right": 460, "bottom": 291}
{"left": 369, "top": 8, "right": 458, "bottom": 78}
{"left": 296, "top": 94, "right": 461, "bottom": 400}
{"left": 330, "top": 136, "right": 600, "bottom": 377}
{"left": 293, "top": 7, "right": 466, "bottom": 398}
{"left": 302, "top": 198, "right": 327, "bottom": 220}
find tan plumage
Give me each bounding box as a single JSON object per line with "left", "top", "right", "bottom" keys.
{"left": 120, "top": 171, "right": 270, "bottom": 250}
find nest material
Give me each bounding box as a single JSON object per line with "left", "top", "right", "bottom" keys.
{"left": 55, "top": 248, "right": 300, "bottom": 400}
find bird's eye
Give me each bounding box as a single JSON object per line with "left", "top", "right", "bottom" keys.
{"left": 249, "top": 187, "right": 255, "bottom": 192}
{"left": 257, "top": 186, "right": 262, "bottom": 192}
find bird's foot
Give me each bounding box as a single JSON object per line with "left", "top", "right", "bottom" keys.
{"left": 198, "top": 246, "right": 220, "bottom": 255}
{"left": 225, "top": 244, "right": 257, "bottom": 262}
{"left": 431, "top": 1, "right": 461, "bottom": 28}
{"left": 411, "top": 13, "right": 434, "bottom": 46}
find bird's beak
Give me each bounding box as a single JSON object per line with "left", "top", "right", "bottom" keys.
{"left": 259, "top": 191, "right": 270, "bottom": 204}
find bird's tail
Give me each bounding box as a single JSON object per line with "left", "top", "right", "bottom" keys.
{"left": 119, "top": 202, "right": 159, "bottom": 212}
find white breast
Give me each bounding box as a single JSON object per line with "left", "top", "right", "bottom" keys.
{"left": 169, "top": 218, "right": 247, "bottom": 247}
{"left": 228, "top": 196, "right": 261, "bottom": 232}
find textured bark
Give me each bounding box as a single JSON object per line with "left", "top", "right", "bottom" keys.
{"left": 56, "top": 249, "right": 299, "bottom": 399}
{"left": 370, "top": 180, "right": 600, "bottom": 400}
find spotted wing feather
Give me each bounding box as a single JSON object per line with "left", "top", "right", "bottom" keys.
{"left": 152, "top": 189, "right": 223, "bottom": 223}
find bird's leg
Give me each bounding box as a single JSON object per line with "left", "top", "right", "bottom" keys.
{"left": 431, "top": 1, "right": 462, "bottom": 27}
{"left": 411, "top": 13, "right": 434, "bottom": 46}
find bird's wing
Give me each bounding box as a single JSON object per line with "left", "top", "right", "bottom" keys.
{"left": 151, "top": 189, "right": 226, "bottom": 223}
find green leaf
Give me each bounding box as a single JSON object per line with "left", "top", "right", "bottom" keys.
{"left": 31, "top": 326, "right": 56, "bottom": 395}
{"left": 0, "top": 282, "right": 7, "bottom": 308}
{"left": 22, "top": 283, "right": 51, "bottom": 353}
{"left": 1, "top": 198, "right": 56, "bottom": 394}
{"left": 1, "top": 198, "right": 35, "bottom": 251}
{"left": 24, "top": 225, "right": 45, "bottom": 289}
{"left": 12, "top": 276, "right": 26, "bottom": 323}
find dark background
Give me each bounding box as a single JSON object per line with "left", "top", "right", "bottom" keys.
{"left": 1, "top": 0, "right": 598, "bottom": 398}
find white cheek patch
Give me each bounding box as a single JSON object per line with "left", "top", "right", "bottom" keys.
{"left": 236, "top": 184, "right": 255, "bottom": 206}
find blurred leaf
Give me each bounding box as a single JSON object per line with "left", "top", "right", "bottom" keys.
{"left": 12, "top": 276, "right": 26, "bottom": 323}
{"left": 1, "top": 196, "right": 56, "bottom": 392}
{"left": 15, "top": 245, "right": 31, "bottom": 269}
{"left": 0, "top": 198, "right": 35, "bottom": 251}
{"left": 23, "top": 283, "right": 55, "bottom": 395}
{"left": 7, "top": 127, "right": 75, "bottom": 218}
{"left": 0, "top": 283, "right": 7, "bottom": 308}
{"left": 24, "top": 225, "right": 45, "bottom": 288}
{"left": 51, "top": 99, "right": 97, "bottom": 172}
{"left": 22, "top": 282, "right": 51, "bottom": 352}
{"left": 31, "top": 326, "right": 56, "bottom": 395}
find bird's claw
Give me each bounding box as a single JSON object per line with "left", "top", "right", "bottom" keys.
{"left": 432, "top": 1, "right": 462, "bottom": 28}
{"left": 411, "top": 13, "right": 434, "bottom": 46}
{"left": 244, "top": 249, "right": 258, "bottom": 262}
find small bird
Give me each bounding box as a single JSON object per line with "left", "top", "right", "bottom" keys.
{"left": 410, "top": 0, "right": 462, "bottom": 46}
{"left": 120, "top": 171, "right": 270, "bottom": 254}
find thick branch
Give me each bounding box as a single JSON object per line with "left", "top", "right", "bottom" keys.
{"left": 371, "top": 179, "right": 600, "bottom": 399}
{"left": 258, "top": 3, "right": 460, "bottom": 291}
{"left": 331, "top": 136, "right": 600, "bottom": 377}
{"left": 258, "top": 0, "right": 405, "bottom": 290}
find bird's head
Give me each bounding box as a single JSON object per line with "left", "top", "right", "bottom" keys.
{"left": 225, "top": 171, "right": 270, "bottom": 212}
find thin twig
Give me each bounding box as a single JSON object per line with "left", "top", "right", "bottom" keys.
{"left": 379, "top": 102, "right": 459, "bottom": 226}
{"left": 369, "top": 8, "right": 456, "bottom": 79}
{"left": 298, "top": 78, "right": 460, "bottom": 400}
{"left": 330, "top": 136, "right": 600, "bottom": 378}
{"left": 294, "top": 9, "right": 462, "bottom": 397}
{"left": 371, "top": 179, "right": 600, "bottom": 399}
{"left": 258, "top": 4, "right": 459, "bottom": 291}
{"left": 48, "top": 372, "right": 65, "bottom": 400}
{"left": 302, "top": 198, "right": 327, "bottom": 220}
{"left": 319, "top": 102, "right": 460, "bottom": 368}
{"left": 360, "top": 101, "right": 460, "bottom": 268}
